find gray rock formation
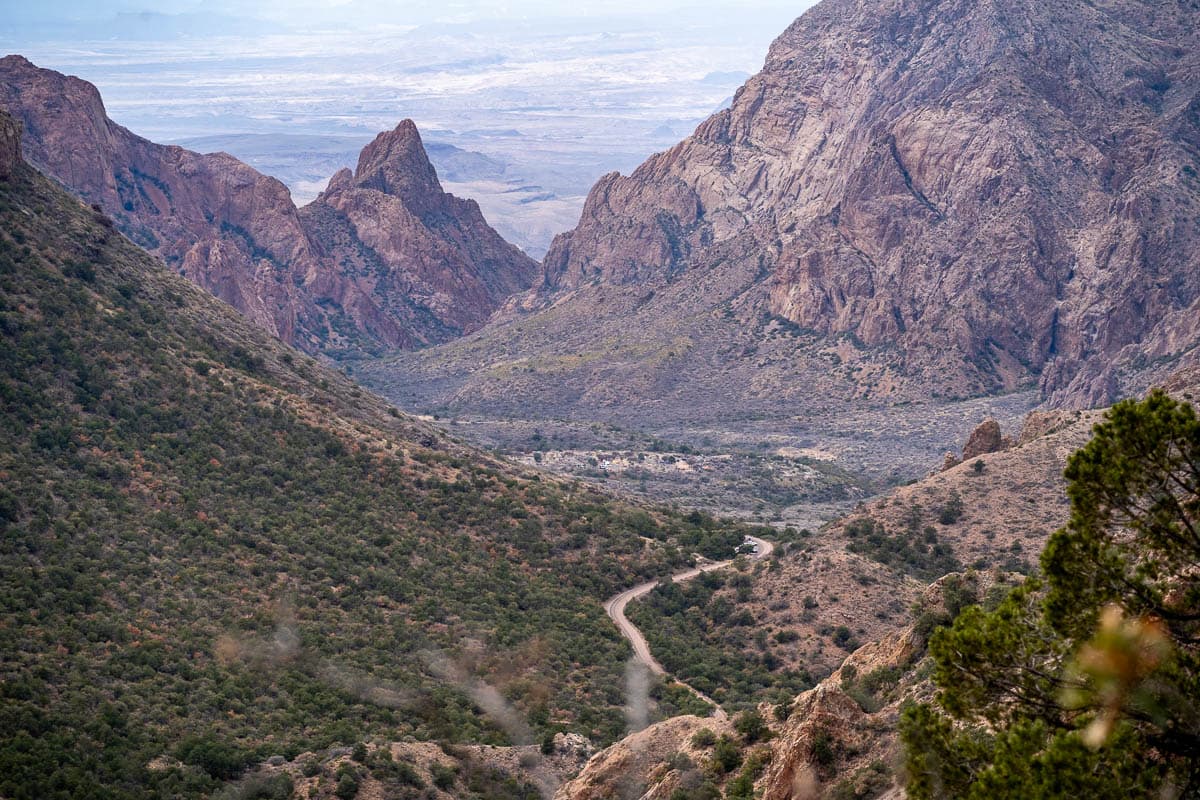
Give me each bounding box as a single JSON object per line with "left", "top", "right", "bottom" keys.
{"left": 542, "top": 0, "right": 1200, "bottom": 409}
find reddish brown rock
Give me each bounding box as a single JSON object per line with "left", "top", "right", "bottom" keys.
{"left": 0, "top": 56, "right": 316, "bottom": 345}
{"left": 540, "top": 0, "right": 1200, "bottom": 409}
{"left": 300, "top": 122, "right": 539, "bottom": 340}
{"left": 0, "top": 55, "right": 537, "bottom": 355}
{"left": 961, "top": 419, "right": 1005, "bottom": 461}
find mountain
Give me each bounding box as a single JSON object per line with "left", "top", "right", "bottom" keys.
{"left": 367, "top": 0, "right": 1200, "bottom": 418}
{"left": 0, "top": 55, "right": 538, "bottom": 357}
{"left": 541, "top": 0, "right": 1200, "bottom": 407}
{"left": 299, "top": 122, "right": 536, "bottom": 348}
{"left": 0, "top": 110, "right": 757, "bottom": 798}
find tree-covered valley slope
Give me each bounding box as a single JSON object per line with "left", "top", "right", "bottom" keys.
{"left": 0, "top": 111, "right": 767, "bottom": 799}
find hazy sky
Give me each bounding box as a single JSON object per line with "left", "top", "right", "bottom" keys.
{"left": 4, "top": 0, "right": 810, "bottom": 28}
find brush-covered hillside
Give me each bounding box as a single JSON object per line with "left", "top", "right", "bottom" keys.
{"left": 561, "top": 372, "right": 1200, "bottom": 800}
{"left": 0, "top": 112, "right": 763, "bottom": 799}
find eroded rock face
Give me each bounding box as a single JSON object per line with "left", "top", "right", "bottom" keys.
{"left": 961, "top": 419, "right": 1005, "bottom": 461}
{"left": 0, "top": 110, "right": 19, "bottom": 179}
{"left": 555, "top": 715, "right": 731, "bottom": 800}
{"left": 0, "top": 55, "right": 320, "bottom": 344}
{"left": 0, "top": 55, "right": 537, "bottom": 354}
{"left": 542, "top": 0, "right": 1200, "bottom": 408}
{"left": 300, "top": 122, "right": 539, "bottom": 341}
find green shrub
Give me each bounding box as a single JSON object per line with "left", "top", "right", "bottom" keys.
{"left": 937, "top": 492, "right": 964, "bottom": 525}
{"left": 335, "top": 771, "right": 360, "bottom": 800}
{"left": 430, "top": 762, "right": 457, "bottom": 790}
{"left": 709, "top": 736, "right": 742, "bottom": 775}
{"left": 219, "top": 773, "right": 295, "bottom": 800}
{"left": 733, "top": 710, "right": 770, "bottom": 744}
{"left": 811, "top": 729, "right": 837, "bottom": 769}
{"left": 177, "top": 734, "right": 253, "bottom": 781}
{"left": 670, "top": 781, "right": 720, "bottom": 800}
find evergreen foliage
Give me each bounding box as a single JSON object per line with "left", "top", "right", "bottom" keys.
{"left": 902, "top": 391, "right": 1200, "bottom": 797}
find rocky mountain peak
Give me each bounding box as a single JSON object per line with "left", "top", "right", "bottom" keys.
{"left": 534, "top": 0, "right": 1200, "bottom": 409}
{"left": 322, "top": 167, "right": 354, "bottom": 196}
{"left": 0, "top": 59, "right": 538, "bottom": 355}
{"left": 302, "top": 118, "right": 540, "bottom": 337}
{"left": 352, "top": 119, "right": 441, "bottom": 202}
{"left": 0, "top": 110, "right": 20, "bottom": 179}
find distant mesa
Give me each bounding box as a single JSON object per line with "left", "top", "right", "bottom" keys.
{"left": 422, "top": 141, "right": 507, "bottom": 183}
{"left": 699, "top": 70, "right": 752, "bottom": 84}
{"left": 461, "top": 128, "right": 523, "bottom": 138}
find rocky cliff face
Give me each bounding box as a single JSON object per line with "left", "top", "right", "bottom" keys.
{"left": 300, "top": 122, "right": 539, "bottom": 342}
{"left": 0, "top": 110, "right": 19, "bottom": 180}
{"left": 0, "top": 55, "right": 321, "bottom": 344}
{"left": 542, "top": 0, "right": 1200, "bottom": 408}
{"left": 0, "top": 55, "right": 537, "bottom": 355}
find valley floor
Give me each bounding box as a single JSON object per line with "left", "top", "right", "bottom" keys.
{"left": 360, "top": 386, "right": 1041, "bottom": 525}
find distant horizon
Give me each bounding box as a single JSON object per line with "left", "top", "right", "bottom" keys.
{"left": 0, "top": 0, "right": 819, "bottom": 255}
{"left": 1, "top": 1, "right": 814, "bottom": 29}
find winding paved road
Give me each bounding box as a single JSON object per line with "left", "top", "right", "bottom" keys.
{"left": 604, "top": 535, "right": 775, "bottom": 717}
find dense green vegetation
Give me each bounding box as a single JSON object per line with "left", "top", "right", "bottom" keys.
{"left": 843, "top": 509, "right": 961, "bottom": 580}
{"left": 902, "top": 391, "right": 1200, "bottom": 798}
{"left": 625, "top": 568, "right": 812, "bottom": 708}
{"left": 0, "top": 163, "right": 748, "bottom": 797}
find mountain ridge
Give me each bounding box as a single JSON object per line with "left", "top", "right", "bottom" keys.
{"left": 370, "top": 0, "right": 1200, "bottom": 422}
{"left": 0, "top": 54, "right": 539, "bottom": 357}
{"left": 542, "top": 0, "right": 1200, "bottom": 407}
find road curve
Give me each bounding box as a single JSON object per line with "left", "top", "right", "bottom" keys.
{"left": 604, "top": 535, "right": 775, "bottom": 714}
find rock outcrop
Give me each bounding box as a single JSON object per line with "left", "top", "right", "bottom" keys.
{"left": 540, "top": 0, "right": 1200, "bottom": 409}
{"left": 555, "top": 715, "right": 729, "bottom": 800}
{"left": 0, "top": 110, "right": 19, "bottom": 180}
{"left": 961, "top": 419, "right": 1006, "bottom": 461}
{"left": 0, "top": 55, "right": 538, "bottom": 355}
